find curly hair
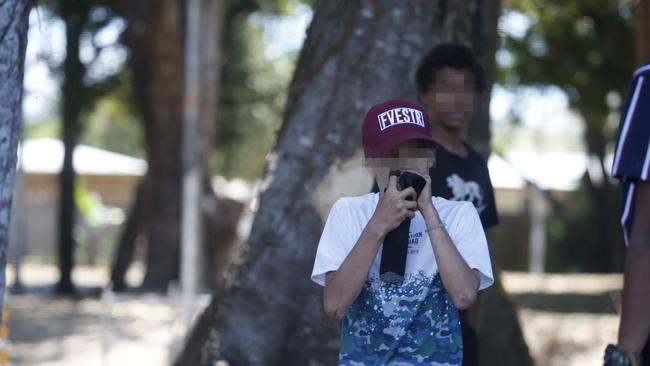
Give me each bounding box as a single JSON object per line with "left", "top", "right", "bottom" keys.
{"left": 415, "top": 43, "right": 486, "bottom": 93}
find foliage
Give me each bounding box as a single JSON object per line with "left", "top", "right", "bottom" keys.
{"left": 212, "top": 0, "right": 307, "bottom": 180}
{"left": 27, "top": 0, "right": 306, "bottom": 180}
{"left": 81, "top": 70, "right": 144, "bottom": 158}
{"left": 500, "top": 0, "right": 635, "bottom": 141}
{"left": 499, "top": 0, "right": 635, "bottom": 272}
{"left": 25, "top": 3, "right": 137, "bottom": 150}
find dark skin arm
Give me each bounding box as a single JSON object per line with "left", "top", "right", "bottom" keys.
{"left": 617, "top": 181, "right": 650, "bottom": 364}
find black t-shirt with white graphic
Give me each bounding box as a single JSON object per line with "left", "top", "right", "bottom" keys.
{"left": 429, "top": 143, "right": 499, "bottom": 230}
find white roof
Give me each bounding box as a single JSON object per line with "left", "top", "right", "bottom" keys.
{"left": 18, "top": 138, "right": 147, "bottom": 176}
{"left": 16, "top": 138, "right": 602, "bottom": 190}
{"left": 488, "top": 150, "right": 603, "bottom": 191}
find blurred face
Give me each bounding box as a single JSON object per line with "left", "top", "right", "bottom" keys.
{"left": 419, "top": 67, "right": 477, "bottom": 133}
{"left": 366, "top": 139, "right": 434, "bottom": 190}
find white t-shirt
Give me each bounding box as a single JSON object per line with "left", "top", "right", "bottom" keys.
{"left": 311, "top": 193, "right": 493, "bottom": 289}
{"left": 311, "top": 193, "right": 493, "bottom": 365}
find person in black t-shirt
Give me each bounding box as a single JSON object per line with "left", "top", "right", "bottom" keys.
{"left": 416, "top": 43, "right": 498, "bottom": 366}
{"left": 415, "top": 44, "right": 498, "bottom": 230}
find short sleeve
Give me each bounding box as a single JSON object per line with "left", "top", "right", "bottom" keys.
{"left": 311, "top": 198, "right": 357, "bottom": 286}
{"left": 481, "top": 163, "right": 500, "bottom": 229}
{"left": 612, "top": 70, "right": 650, "bottom": 182}
{"left": 448, "top": 202, "right": 494, "bottom": 290}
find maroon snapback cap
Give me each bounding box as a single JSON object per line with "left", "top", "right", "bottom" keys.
{"left": 362, "top": 99, "right": 434, "bottom": 158}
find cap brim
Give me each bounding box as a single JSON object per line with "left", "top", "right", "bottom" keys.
{"left": 366, "top": 132, "right": 435, "bottom": 158}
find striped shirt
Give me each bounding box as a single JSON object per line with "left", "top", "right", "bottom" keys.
{"left": 611, "top": 62, "right": 650, "bottom": 245}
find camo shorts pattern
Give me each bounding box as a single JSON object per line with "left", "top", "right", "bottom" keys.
{"left": 339, "top": 272, "right": 462, "bottom": 365}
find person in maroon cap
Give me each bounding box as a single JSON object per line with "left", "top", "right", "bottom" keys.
{"left": 311, "top": 99, "right": 494, "bottom": 365}
{"left": 370, "top": 44, "right": 498, "bottom": 365}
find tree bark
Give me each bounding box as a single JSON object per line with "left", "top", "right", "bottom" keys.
{"left": 0, "top": 0, "right": 30, "bottom": 313}
{"left": 468, "top": 0, "right": 500, "bottom": 160}
{"left": 109, "top": 179, "right": 148, "bottom": 291}
{"left": 196, "top": 0, "right": 225, "bottom": 290}
{"left": 467, "top": 1, "right": 533, "bottom": 364}
{"left": 176, "top": 1, "right": 526, "bottom": 365}
{"left": 636, "top": 0, "right": 650, "bottom": 66}
{"left": 115, "top": 0, "right": 225, "bottom": 292}
{"left": 117, "top": 0, "right": 185, "bottom": 292}
{"left": 583, "top": 120, "right": 625, "bottom": 271}
{"left": 139, "top": 0, "right": 185, "bottom": 292}
{"left": 57, "top": 2, "right": 90, "bottom": 294}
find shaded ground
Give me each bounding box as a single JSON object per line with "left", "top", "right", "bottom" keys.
{"left": 4, "top": 264, "right": 623, "bottom": 365}
{"left": 5, "top": 263, "right": 206, "bottom": 366}
{"left": 503, "top": 272, "right": 622, "bottom": 366}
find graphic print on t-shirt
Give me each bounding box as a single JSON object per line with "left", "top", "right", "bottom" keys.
{"left": 408, "top": 231, "right": 424, "bottom": 255}
{"left": 340, "top": 273, "right": 462, "bottom": 366}
{"left": 446, "top": 174, "right": 486, "bottom": 214}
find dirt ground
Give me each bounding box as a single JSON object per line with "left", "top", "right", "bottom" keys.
{"left": 3, "top": 264, "right": 623, "bottom": 366}
{"left": 4, "top": 263, "right": 190, "bottom": 366}
{"left": 502, "top": 272, "right": 622, "bottom": 366}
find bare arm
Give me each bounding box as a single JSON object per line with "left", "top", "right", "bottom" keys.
{"left": 617, "top": 181, "right": 650, "bottom": 361}
{"left": 323, "top": 175, "right": 417, "bottom": 321}
{"left": 417, "top": 174, "right": 480, "bottom": 310}
{"left": 323, "top": 225, "right": 383, "bottom": 321}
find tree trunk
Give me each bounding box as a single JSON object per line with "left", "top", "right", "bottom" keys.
{"left": 139, "top": 0, "right": 185, "bottom": 292}
{"left": 176, "top": 1, "right": 527, "bottom": 365}
{"left": 109, "top": 179, "right": 148, "bottom": 291}
{"left": 117, "top": 0, "right": 185, "bottom": 292}
{"left": 636, "top": 0, "right": 650, "bottom": 66}
{"left": 467, "top": 1, "right": 533, "bottom": 364}
{"left": 0, "top": 0, "right": 30, "bottom": 313}
{"left": 583, "top": 121, "right": 625, "bottom": 271}
{"left": 115, "top": 0, "right": 224, "bottom": 292}
{"left": 468, "top": 0, "right": 499, "bottom": 160}
{"left": 196, "top": 0, "right": 225, "bottom": 290}
{"left": 478, "top": 276, "right": 534, "bottom": 366}
{"left": 57, "top": 3, "right": 90, "bottom": 294}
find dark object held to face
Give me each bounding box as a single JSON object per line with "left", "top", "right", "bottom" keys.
{"left": 393, "top": 170, "right": 426, "bottom": 199}
{"left": 380, "top": 170, "right": 426, "bottom": 281}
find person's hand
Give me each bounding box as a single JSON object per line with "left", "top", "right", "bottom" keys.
{"left": 416, "top": 172, "right": 436, "bottom": 217}
{"left": 368, "top": 175, "right": 417, "bottom": 237}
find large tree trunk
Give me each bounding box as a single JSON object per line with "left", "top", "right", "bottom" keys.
{"left": 57, "top": 2, "right": 90, "bottom": 294}
{"left": 0, "top": 0, "right": 30, "bottom": 313}
{"left": 176, "top": 1, "right": 530, "bottom": 365}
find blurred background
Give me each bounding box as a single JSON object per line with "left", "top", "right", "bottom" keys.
{"left": 3, "top": 0, "right": 648, "bottom": 365}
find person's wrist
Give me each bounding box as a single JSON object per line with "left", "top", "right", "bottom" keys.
{"left": 366, "top": 217, "right": 387, "bottom": 241}
{"left": 421, "top": 206, "right": 440, "bottom": 225}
